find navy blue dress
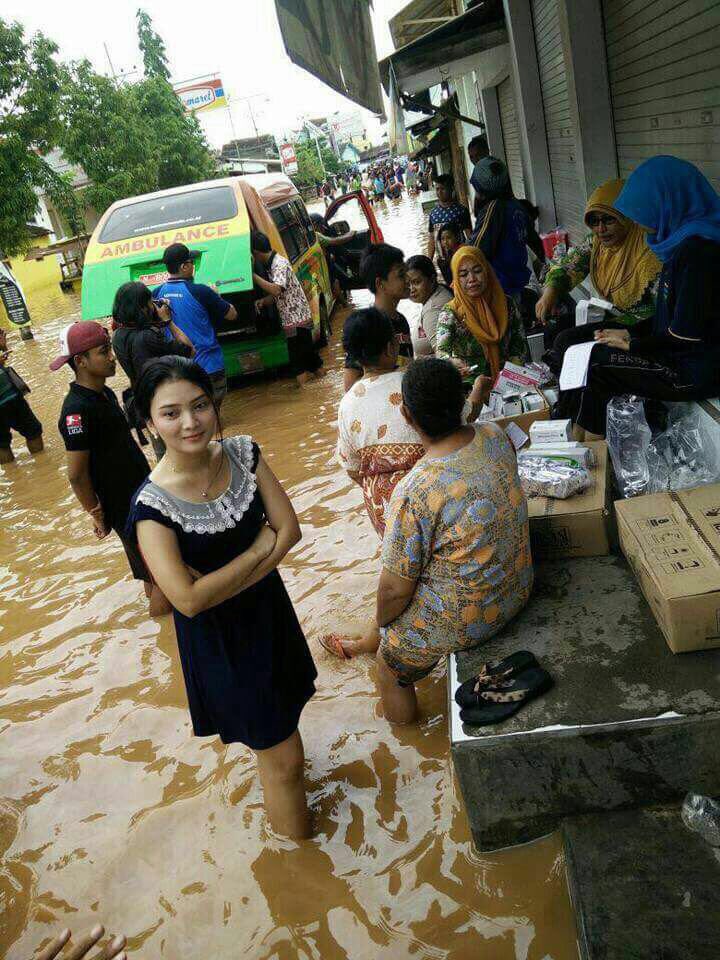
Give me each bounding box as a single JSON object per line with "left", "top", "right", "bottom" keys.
{"left": 127, "top": 435, "right": 317, "bottom": 750}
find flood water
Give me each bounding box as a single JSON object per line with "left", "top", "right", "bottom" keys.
{"left": 0, "top": 194, "right": 578, "bottom": 959}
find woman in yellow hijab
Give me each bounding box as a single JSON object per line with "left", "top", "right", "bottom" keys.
{"left": 536, "top": 178, "right": 661, "bottom": 324}
{"left": 537, "top": 178, "right": 662, "bottom": 377}
{"left": 435, "top": 246, "right": 529, "bottom": 381}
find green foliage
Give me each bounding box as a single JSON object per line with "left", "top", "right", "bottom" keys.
{"left": 136, "top": 8, "right": 170, "bottom": 81}
{"left": 0, "top": 18, "right": 64, "bottom": 255}
{"left": 291, "top": 137, "right": 345, "bottom": 191}
{"left": 59, "top": 60, "right": 159, "bottom": 216}
{"left": 134, "top": 76, "right": 217, "bottom": 190}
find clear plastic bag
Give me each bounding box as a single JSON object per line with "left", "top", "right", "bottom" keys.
{"left": 681, "top": 792, "right": 720, "bottom": 846}
{"left": 518, "top": 456, "right": 591, "bottom": 499}
{"left": 647, "top": 404, "right": 720, "bottom": 493}
{"left": 606, "top": 396, "right": 651, "bottom": 498}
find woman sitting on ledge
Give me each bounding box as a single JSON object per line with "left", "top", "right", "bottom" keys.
{"left": 374, "top": 358, "right": 534, "bottom": 724}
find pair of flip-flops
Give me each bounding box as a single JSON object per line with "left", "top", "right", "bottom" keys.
{"left": 454, "top": 650, "right": 553, "bottom": 726}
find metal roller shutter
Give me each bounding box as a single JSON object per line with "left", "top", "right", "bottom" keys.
{"left": 498, "top": 77, "right": 526, "bottom": 199}
{"left": 603, "top": 0, "right": 720, "bottom": 192}
{"left": 531, "top": 0, "right": 586, "bottom": 242}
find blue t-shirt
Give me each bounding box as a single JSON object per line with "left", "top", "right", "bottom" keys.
{"left": 153, "top": 279, "right": 231, "bottom": 375}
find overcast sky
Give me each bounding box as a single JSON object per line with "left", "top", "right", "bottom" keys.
{"left": 4, "top": 0, "right": 409, "bottom": 148}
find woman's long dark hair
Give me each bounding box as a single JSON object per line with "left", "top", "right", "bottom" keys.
{"left": 134, "top": 356, "right": 218, "bottom": 426}
{"left": 112, "top": 281, "right": 153, "bottom": 328}
{"left": 401, "top": 358, "right": 465, "bottom": 438}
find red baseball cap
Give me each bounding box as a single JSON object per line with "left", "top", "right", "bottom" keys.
{"left": 49, "top": 321, "right": 111, "bottom": 371}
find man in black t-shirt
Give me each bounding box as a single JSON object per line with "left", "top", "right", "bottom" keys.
{"left": 343, "top": 243, "right": 413, "bottom": 392}
{"left": 52, "top": 321, "right": 169, "bottom": 615}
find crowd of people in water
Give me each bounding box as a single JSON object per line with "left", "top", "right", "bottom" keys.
{"left": 1, "top": 152, "right": 720, "bottom": 855}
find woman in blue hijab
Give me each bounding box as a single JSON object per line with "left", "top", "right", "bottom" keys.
{"left": 556, "top": 156, "right": 720, "bottom": 439}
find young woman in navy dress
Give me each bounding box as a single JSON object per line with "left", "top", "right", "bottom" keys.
{"left": 128, "top": 357, "right": 316, "bottom": 839}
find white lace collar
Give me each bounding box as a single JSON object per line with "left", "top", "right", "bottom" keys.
{"left": 136, "top": 435, "right": 258, "bottom": 534}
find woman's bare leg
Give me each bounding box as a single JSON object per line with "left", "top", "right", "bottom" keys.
{"left": 375, "top": 649, "right": 417, "bottom": 724}
{"left": 256, "top": 729, "right": 311, "bottom": 839}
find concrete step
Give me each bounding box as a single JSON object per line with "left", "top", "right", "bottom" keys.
{"left": 449, "top": 556, "right": 720, "bottom": 850}
{"left": 562, "top": 805, "right": 720, "bottom": 960}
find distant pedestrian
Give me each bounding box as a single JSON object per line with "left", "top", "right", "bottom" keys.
{"left": 51, "top": 321, "right": 169, "bottom": 616}
{"left": 153, "top": 243, "right": 237, "bottom": 405}
{"left": 0, "top": 328, "right": 43, "bottom": 465}
{"left": 250, "top": 231, "right": 324, "bottom": 386}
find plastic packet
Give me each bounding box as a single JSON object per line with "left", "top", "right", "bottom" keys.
{"left": 681, "top": 792, "right": 720, "bottom": 846}
{"left": 518, "top": 456, "right": 591, "bottom": 499}
{"left": 647, "top": 405, "right": 720, "bottom": 493}
{"left": 606, "top": 396, "right": 651, "bottom": 498}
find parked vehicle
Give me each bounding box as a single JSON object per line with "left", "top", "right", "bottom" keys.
{"left": 81, "top": 175, "right": 379, "bottom": 379}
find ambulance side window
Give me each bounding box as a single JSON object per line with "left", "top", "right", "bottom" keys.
{"left": 271, "top": 205, "right": 301, "bottom": 262}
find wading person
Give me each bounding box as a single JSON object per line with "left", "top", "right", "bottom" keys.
{"left": 0, "top": 328, "right": 43, "bottom": 464}
{"left": 343, "top": 243, "right": 413, "bottom": 392}
{"left": 112, "top": 281, "right": 195, "bottom": 457}
{"left": 153, "top": 243, "right": 237, "bottom": 405}
{"left": 375, "top": 358, "right": 533, "bottom": 724}
{"left": 330, "top": 310, "right": 487, "bottom": 661}
{"left": 128, "top": 356, "right": 316, "bottom": 839}
{"left": 250, "top": 230, "right": 324, "bottom": 387}
{"left": 52, "top": 321, "right": 168, "bottom": 616}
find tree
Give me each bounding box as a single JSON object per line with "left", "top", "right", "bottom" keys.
{"left": 133, "top": 10, "right": 215, "bottom": 189}
{"left": 291, "top": 136, "right": 344, "bottom": 192}
{"left": 136, "top": 8, "right": 170, "bottom": 81}
{"left": 134, "top": 76, "right": 217, "bottom": 190}
{"left": 59, "top": 59, "right": 159, "bottom": 216}
{"left": 0, "top": 19, "right": 65, "bottom": 255}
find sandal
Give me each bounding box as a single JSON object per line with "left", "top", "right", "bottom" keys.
{"left": 454, "top": 650, "right": 538, "bottom": 709}
{"left": 319, "top": 633, "right": 352, "bottom": 660}
{"left": 459, "top": 666, "right": 553, "bottom": 727}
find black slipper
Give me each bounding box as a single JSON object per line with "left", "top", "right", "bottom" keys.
{"left": 459, "top": 666, "right": 553, "bottom": 727}
{"left": 454, "top": 650, "right": 539, "bottom": 709}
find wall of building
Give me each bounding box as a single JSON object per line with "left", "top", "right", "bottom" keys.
{"left": 8, "top": 235, "right": 62, "bottom": 298}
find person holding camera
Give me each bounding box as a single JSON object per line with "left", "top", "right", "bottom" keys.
{"left": 112, "top": 281, "right": 194, "bottom": 457}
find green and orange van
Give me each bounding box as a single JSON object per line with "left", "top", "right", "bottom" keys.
{"left": 81, "top": 174, "right": 381, "bottom": 379}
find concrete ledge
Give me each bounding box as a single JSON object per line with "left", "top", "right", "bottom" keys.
{"left": 563, "top": 806, "right": 720, "bottom": 960}
{"left": 449, "top": 557, "right": 720, "bottom": 850}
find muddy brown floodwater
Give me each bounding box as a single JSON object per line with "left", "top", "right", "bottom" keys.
{"left": 0, "top": 194, "right": 578, "bottom": 959}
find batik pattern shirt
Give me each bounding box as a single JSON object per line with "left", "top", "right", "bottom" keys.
{"left": 380, "top": 424, "right": 533, "bottom": 677}
{"left": 543, "top": 236, "right": 658, "bottom": 326}
{"left": 435, "top": 298, "right": 528, "bottom": 375}
{"left": 268, "top": 254, "right": 313, "bottom": 333}
{"left": 336, "top": 369, "right": 424, "bottom": 537}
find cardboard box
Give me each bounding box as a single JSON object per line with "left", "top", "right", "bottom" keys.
{"left": 528, "top": 441, "right": 610, "bottom": 559}
{"left": 615, "top": 484, "right": 720, "bottom": 653}
{"left": 490, "top": 387, "right": 551, "bottom": 435}
{"left": 530, "top": 418, "right": 572, "bottom": 443}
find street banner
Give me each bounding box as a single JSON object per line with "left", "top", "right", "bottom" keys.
{"left": 279, "top": 143, "right": 298, "bottom": 175}
{"left": 175, "top": 77, "right": 227, "bottom": 114}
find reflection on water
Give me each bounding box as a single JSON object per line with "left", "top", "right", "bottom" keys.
{"left": 0, "top": 194, "right": 577, "bottom": 959}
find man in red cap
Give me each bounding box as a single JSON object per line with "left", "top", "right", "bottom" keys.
{"left": 53, "top": 321, "right": 169, "bottom": 615}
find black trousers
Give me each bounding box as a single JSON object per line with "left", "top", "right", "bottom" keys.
{"left": 557, "top": 343, "right": 702, "bottom": 436}
{"left": 545, "top": 319, "right": 629, "bottom": 377}
{"left": 287, "top": 327, "right": 323, "bottom": 376}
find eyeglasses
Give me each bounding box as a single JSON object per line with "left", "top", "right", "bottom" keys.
{"left": 586, "top": 214, "right": 618, "bottom": 228}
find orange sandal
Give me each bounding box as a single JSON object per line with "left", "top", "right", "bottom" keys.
{"left": 319, "top": 634, "right": 352, "bottom": 660}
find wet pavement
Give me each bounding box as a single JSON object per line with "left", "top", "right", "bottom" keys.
{"left": 0, "top": 193, "right": 577, "bottom": 959}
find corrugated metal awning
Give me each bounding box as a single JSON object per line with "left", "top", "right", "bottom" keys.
{"left": 379, "top": 0, "right": 507, "bottom": 95}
